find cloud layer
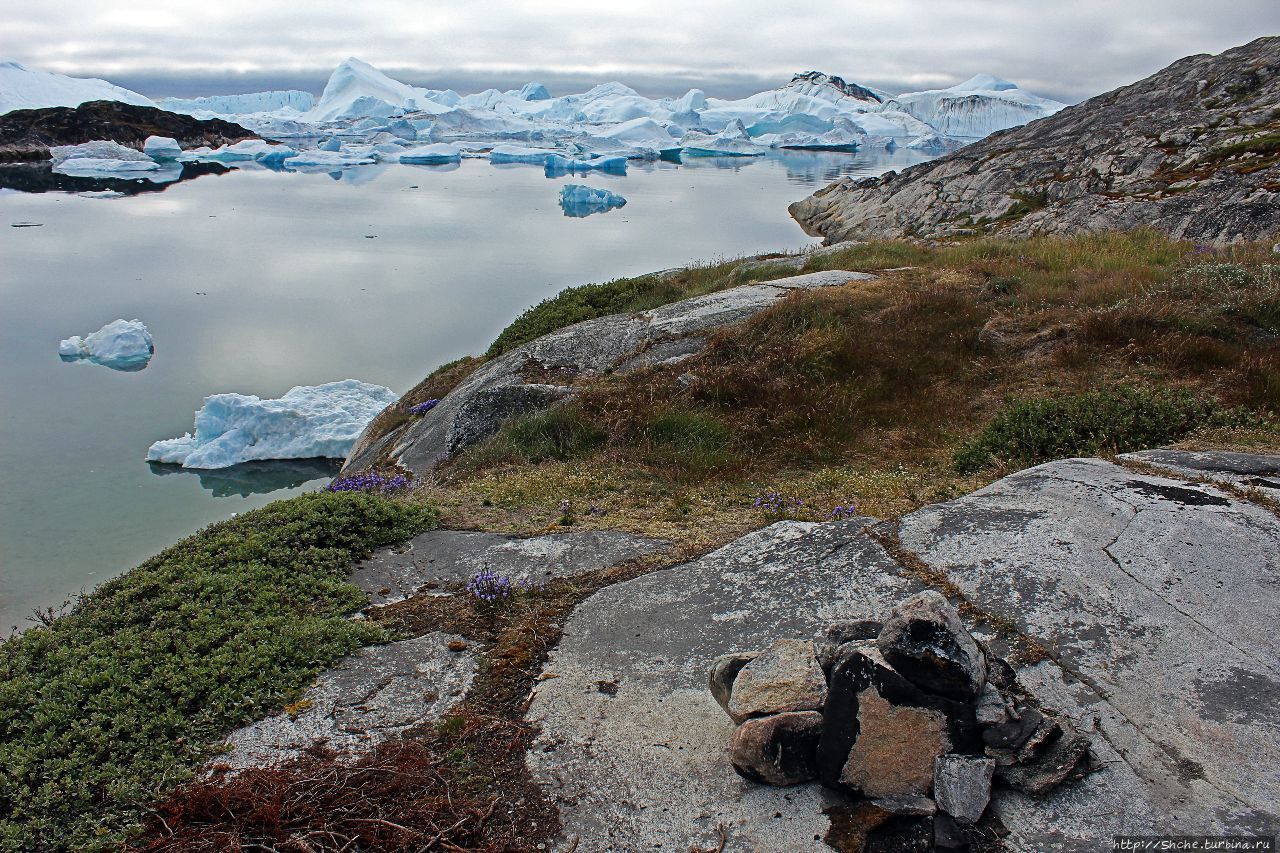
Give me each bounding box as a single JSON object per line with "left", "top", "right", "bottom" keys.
{"left": 5, "top": 1, "right": 1277, "bottom": 102}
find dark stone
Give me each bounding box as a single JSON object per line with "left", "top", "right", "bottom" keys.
{"left": 934, "top": 813, "right": 970, "bottom": 850}
{"left": 727, "top": 711, "right": 823, "bottom": 786}
{"left": 982, "top": 705, "right": 1045, "bottom": 752}
{"left": 816, "top": 620, "right": 884, "bottom": 674}
{"left": 995, "top": 724, "right": 1092, "bottom": 795}
{"left": 877, "top": 590, "right": 988, "bottom": 700}
{"left": 864, "top": 815, "right": 934, "bottom": 853}
{"left": 817, "top": 642, "right": 979, "bottom": 792}
{"left": 934, "top": 755, "right": 995, "bottom": 824}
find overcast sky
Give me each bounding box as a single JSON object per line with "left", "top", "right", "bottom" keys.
{"left": 4, "top": 1, "right": 1277, "bottom": 103}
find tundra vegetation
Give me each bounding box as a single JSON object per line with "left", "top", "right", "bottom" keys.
{"left": 2, "top": 231, "right": 1278, "bottom": 850}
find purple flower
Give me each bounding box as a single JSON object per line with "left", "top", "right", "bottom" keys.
{"left": 326, "top": 471, "right": 411, "bottom": 494}
{"left": 753, "top": 490, "right": 803, "bottom": 517}
{"left": 467, "top": 568, "right": 513, "bottom": 603}
{"left": 829, "top": 502, "right": 860, "bottom": 521}
{"left": 408, "top": 399, "right": 439, "bottom": 415}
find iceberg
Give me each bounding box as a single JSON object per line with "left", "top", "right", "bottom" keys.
{"left": 142, "top": 135, "right": 182, "bottom": 160}
{"left": 544, "top": 154, "right": 627, "bottom": 176}
{"left": 306, "top": 57, "right": 439, "bottom": 122}
{"left": 49, "top": 140, "right": 160, "bottom": 174}
{"left": 59, "top": 319, "right": 154, "bottom": 371}
{"left": 489, "top": 144, "right": 560, "bottom": 165}
{"left": 884, "top": 76, "right": 1066, "bottom": 139}
{"left": 284, "top": 148, "right": 378, "bottom": 168}
{"left": 559, "top": 184, "right": 627, "bottom": 217}
{"left": 398, "top": 142, "right": 462, "bottom": 164}
{"left": 517, "top": 82, "right": 551, "bottom": 101}
{"left": 0, "top": 60, "right": 155, "bottom": 115}
{"left": 680, "top": 120, "right": 768, "bottom": 157}
{"left": 146, "top": 379, "right": 398, "bottom": 469}
{"left": 157, "top": 90, "right": 314, "bottom": 116}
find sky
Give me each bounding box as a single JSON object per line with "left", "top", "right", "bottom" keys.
{"left": 3, "top": 1, "right": 1277, "bottom": 103}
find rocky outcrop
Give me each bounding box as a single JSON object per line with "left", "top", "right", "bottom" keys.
{"left": 0, "top": 100, "right": 256, "bottom": 162}
{"left": 342, "top": 269, "right": 875, "bottom": 475}
{"left": 790, "top": 37, "right": 1280, "bottom": 244}
{"left": 524, "top": 452, "right": 1280, "bottom": 850}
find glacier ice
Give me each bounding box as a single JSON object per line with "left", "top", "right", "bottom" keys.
{"left": 145, "top": 379, "right": 399, "bottom": 469}
{"left": 0, "top": 60, "right": 154, "bottom": 115}
{"left": 143, "top": 135, "right": 183, "bottom": 160}
{"left": 49, "top": 140, "right": 160, "bottom": 175}
{"left": 559, "top": 184, "right": 627, "bottom": 217}
{"left": 11, "top": 57, "right": 1067, "bottom": 182}
{"left": 399, "top": 142, "right": 462, "bottom": 164}
{"left": 59, "top": 319, "right": 154, "bottom": 371}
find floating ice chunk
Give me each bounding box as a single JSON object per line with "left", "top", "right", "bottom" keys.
{"left": 59, "top": 319, "right": 154, "bottom": 371}
{"left": 598, "top": 117, "right": 683, "bottom": 154}
{"left": 285, "top": 148, "right": 378, "bottom": 168}
{"left": 559, "top": 184, "right": 627, "bottom": 217}
{"left": 429, "top": 108, "right": 536, "bottom": 139}
{"left": 544, "top": 154, "right": 628, "bottom": 176}
{"left": 143, "top": 136, "right": 182, "bottom": 160}
{"left": 49, "top": 140, "right": 160, "bottom": 174}
{"left": 489, "top": 144, "right": 559, "bottom": 165}
{"left": 146, "top": 379, "right": 398, "bottom": 469}
{"left": 399, "top": 142, "right": 462, "bottom": 164}
{"left": 679, "top": 120, "right": 768, "bottom": 157}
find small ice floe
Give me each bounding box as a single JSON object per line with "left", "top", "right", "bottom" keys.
{"left": 58, "top": 318, "right": 154, "bottom": 371}
{"left": 146, "top": 379, "right": 398, "bottom": 469}
{"left": 558, "top": 184, "right": 627, "bottom": 218}
{"left": 142, "top": 135, "right": 183, "bottom": 160}
{"left": 49, "top": 141, "right": 160, "bottom": 175}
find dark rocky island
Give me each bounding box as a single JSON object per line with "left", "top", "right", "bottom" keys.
{"left": 0, "top": 99, "right": 257, "bottom": 162}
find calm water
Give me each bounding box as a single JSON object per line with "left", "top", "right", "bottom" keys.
{"left": 0, "top": 148, "right": 934, "bottom": 630}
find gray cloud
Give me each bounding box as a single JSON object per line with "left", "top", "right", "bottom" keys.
{"left": 4, "top": 1, "right": 1277, "bottom": 103}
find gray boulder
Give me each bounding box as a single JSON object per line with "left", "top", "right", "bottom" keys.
{"left": 728, "top": 711, "right": 824, "bottom": 786}
{"left": 726, "top": 638, "right": 827, "bottom": 723}
{"left": 877, "top": 590, "right": 987, "bottom": 700}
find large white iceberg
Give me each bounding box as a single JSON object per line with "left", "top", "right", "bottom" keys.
{"left": 398, "top": 142, "right": 462, "bottom": 164}
{"left": 0, "top": 60, "right": 155, "bottom": 115}
{"left": 883, "top": 75, "right": 1065, "bottom": 139}
{"left": 680, "top": 119, "right": 768, "bottom": 157}
{"left": 146, "top": 379, "right": 398, "bottom": 469}
{"left": 559, "top": 184, "right": 627, "bottom": 217}
{"left": 158, "top": 90, "right": 315, "bottom": 116}
{"left": 49, "top": 140, "right": 160, "bottom": 175}
{"left": 59, "top": 319, "right": 154, "bottom": 371}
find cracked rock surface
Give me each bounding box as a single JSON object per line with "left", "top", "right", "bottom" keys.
{"left": 526, "top": 456, "right": 1280, "bottom": 850}
{"left": 352, "top": 527, "right": 670, "bottom": 606}
{"left": 343, "top": 269, "right": 875, "bottom": 475}
{"left": 213, "top": 632, "right": 475, "bottom": 772}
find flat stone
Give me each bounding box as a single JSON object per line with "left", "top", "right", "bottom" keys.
{"left": 727, "top": 638, "right": 827, "bottom": 723}
{"left": 934, "top": 755, "right": 995, "bottom": 824}
{"left": 212, "top": 632, "right": 474, "bottom": 772}
{"left": 1119, "top": 449, "right": 1280, "bottom": 500}
{"left": 995, "top": 724, "right": 1092, "bottom": 796}
{"left": 728, "top": 711, "right": 824, "bottom": 786}
{"left": 877, "top": 589, "right": 987, "bottom": 700}
{"left": 526, "top": 517, "right": 923, "bottom": 851}
{"left": 898, "top": 457, "right": 1280, "bottom": 845}
{"left": 870, "top": 795, "right": 937, "bottom": 816}
{"left": 840, "top": 688, "right": 952, "bottom": 799}
{"left": 353, "top": 527, "right": 670, "bottom": 606}
{"left": 708, "top": 651, "right": 758, "bottom": 715}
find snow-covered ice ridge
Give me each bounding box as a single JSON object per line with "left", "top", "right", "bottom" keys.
{"left": 146, "top": 380, "right": 398, "bottom": 469}
{"left": 5, "top": 58, "right": 1065, "bottom": 166}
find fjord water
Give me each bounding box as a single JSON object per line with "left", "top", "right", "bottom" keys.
{"left": 0, "top": 148, "right": 933, "bottom": 630}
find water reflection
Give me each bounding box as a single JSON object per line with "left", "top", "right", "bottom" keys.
{"left": 0, "top": 161, "right": 231, "bottom": 195}
{"left": 147, "top": 458, "right": 342, "bottom": 498}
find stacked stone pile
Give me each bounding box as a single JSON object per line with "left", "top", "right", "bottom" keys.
{"left": 709, "top": 591, "right": 1094, "bottom": 849}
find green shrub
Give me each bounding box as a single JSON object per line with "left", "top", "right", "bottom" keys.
{"left": 954, "top": 387, "right": 1264, "bottom": 473}
{"left": 0, "top": 492, "right": 437, "bottom": 851}
{"left": 502, "top": 407, "right": 604, "bottom": 462}
{"left": 644, "top": 410, "right": 732, "bottom": 467}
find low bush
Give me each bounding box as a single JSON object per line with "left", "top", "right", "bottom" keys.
{"left": 0, "top": 492, "right": 437, "bottom": 851}
{"left": 502, "top": 407, "right": 604, "bottom": 462}
{"left": 643, "top": 410, "right": 732, "bottom": 467}
{"left": 953, "top": 387, "right": 1264, "bottom": 473}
